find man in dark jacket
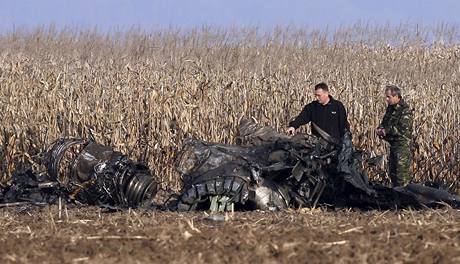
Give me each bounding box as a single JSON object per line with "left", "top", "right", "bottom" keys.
{"left": 377, "top": 85, "right": 413, "bottom": 187}
{"left": 287, "top": 82, "right": 350, "bottom": 142}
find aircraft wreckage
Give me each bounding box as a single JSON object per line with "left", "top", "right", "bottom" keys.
{"left": 1, "top": 139, "right": 157, "bottom": 208}
{"left": 1, "top": 119, "right": 460, "bottom": 211}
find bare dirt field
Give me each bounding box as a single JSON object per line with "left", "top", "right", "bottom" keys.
{"left": 1, "top": 206, "right": 460, "bottom": 263}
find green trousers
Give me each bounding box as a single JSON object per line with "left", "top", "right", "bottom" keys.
{"left": 389, "top": 141, "right": 413, "bottom": 187}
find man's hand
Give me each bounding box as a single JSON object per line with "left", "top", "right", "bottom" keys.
{"left": 376, "top": 128, "right": 386, "bottom": 138}
{"left": 286, "top": 127, "right": 296, "bottom": 136}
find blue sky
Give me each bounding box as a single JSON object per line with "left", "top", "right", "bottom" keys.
{"left": 0, "top": 0, "right": 459, "bottom": 32}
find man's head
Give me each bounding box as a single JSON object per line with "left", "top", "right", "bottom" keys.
{"left": 385, "top": 85, "right": 402, "bottom": 105}
{"left": 314, "top": 82, "right": 330, "bottom": 105}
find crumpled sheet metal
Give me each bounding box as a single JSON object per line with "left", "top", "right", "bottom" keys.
{"left": 3, "top": 120, "right": 460, "bottom": 212}
{"left": 47, "top": 139, "right": 157, "bottom": 208}
{"left": 175, "top": 119, "right": 460, "bottom": 211}
{"left": 175, "top": 122, "right": 336, "bottom": 211}
{"left": 1, "top": 138, "right": 158, "bottom": 208}
{"left": 45, "top": 138, "right": 86, "bottom": 183}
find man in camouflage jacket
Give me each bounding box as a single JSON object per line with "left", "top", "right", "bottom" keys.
{"left": 377, "top": 85, "right": 414, "bottom": 187}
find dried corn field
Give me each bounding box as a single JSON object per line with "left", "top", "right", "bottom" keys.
{"left": 0, "top": 26, "right": 459, "bottom": 190}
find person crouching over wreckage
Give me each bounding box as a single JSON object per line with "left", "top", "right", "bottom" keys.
{"left": 377, "top": 85, "right": 414, "bottom": 187}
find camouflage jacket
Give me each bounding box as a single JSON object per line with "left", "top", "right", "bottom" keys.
{"left": 379, "top": 99, "right": 413, "bottom": 143}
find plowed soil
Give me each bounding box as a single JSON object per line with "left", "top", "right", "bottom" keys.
{"left": 1, "top": 206, "right": 460, "bottom": 263}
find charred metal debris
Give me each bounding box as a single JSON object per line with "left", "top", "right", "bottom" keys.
{"left": 174, "top": 119, "right": 460, "bottom": 212}
{"left": 2, "top": 119, "right": 460, "bottom": 211}
{"left": 1, "top": 139, "right": 157, "bottom": 209}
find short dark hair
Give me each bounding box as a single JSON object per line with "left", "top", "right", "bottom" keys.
{"left": 385, "top": 85, "right": 402, "bottom": 99}
{"left": 314, "top": 82, "right": 329, "bottom": 92}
